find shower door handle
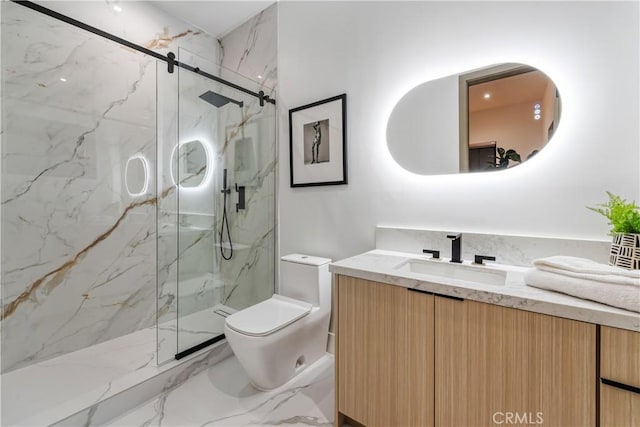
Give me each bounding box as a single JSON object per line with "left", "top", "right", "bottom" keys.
{"left": 235, "top": 184, "right": 245, "bottom": 212}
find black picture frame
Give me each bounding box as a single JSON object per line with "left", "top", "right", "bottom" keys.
{"left": 289, "top": 94, "right": 347, "bottom": 187}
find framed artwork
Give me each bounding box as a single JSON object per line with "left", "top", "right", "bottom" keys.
{"left": 289, "top": 94, "right": 347, "bottom": 187}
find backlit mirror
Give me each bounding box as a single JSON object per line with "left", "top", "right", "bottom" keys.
{"left": 386, "top": 63, "right": 561, "bottom": 175}
{"left": 171, "top": 140, "right": 210, "bottom": 188}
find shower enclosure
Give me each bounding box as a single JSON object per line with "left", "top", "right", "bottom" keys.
{"left": 157, "top": 48, "right": 276, "bottom": 363}
{"left": 1, "top": 1, "right": 275, "bottom": 423}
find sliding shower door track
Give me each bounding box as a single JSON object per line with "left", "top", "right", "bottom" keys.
{"left": 10, "top": 1, "right": 276, "bottom": 106}
{"left": 174, "top": 334, "right": 226, "bottom": 360}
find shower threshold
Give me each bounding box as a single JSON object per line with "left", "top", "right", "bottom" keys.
{"left": 174, "top": 304, "right": 237, "bottom": 360}
{"left": 1, "top": 307, "right": 233, "bottom": 426}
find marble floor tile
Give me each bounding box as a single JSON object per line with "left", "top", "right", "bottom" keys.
{"left": 106, "top": 354, "right": 335, "bottom": 427}
{"left": 2, "top": 327, "right": 156, "bottom": 426}
{"left": 2, "top": 310, "right": 231, "bottom": 427}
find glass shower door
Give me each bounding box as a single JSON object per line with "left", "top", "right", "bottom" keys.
{"left": 174, "top": 49, "right": 276, "bottom": 357}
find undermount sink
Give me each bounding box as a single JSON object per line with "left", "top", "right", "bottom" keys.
{"left": 394, "top": 259, "right": 507, "bottom": 286}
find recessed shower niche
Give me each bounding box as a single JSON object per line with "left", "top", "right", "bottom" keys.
{"left": 386, "top": 63, "right": 562, "bottom": 175}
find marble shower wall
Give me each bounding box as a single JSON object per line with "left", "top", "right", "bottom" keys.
{"left": 0, "top": 1, "right": 219, "bottom": 372}
{"left": 219, "top": 3, "right": 278, "bottom": 93}
{"left": 216, "top": 3, "right": 278, "bottom": 311}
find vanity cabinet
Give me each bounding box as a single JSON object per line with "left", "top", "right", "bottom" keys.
{"left": 335, "top": 275, "right": 597, "bottom": 427}
{"left": 435, "top": 296, "right": 596, "bottom": 426}
{"left": 336, "top": 275, "right": 434, "bottom": 427}
{"left": 600, "top": 326, "right": 640, "bottom": 426}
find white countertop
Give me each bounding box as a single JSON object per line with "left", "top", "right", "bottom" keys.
{"left": 329, "top": 249, "right": 640, "bottom": 332}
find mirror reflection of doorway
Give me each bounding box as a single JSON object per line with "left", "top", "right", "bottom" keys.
{"left": 468, "top": 142, "right": 496, "bottom": 172}
{"left": 459, "top": 64, "right": 561, "bottom": 172}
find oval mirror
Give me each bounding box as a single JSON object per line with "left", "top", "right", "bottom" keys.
{"left": 171, "top": 140, "right": 209, "bottom": 188}
{"left": 125, "top": 155, "right": 149, "bottom": 196}
{"left": 386, "top": 63, "right": 561, "bottom": 175}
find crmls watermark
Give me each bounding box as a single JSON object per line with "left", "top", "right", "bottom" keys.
{"left": 492, "top": 412, "right": 544, "bottom": 425}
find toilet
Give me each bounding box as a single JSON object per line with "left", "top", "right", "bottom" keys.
{"left": 224, "top": 254, "right": 332, "bottom": 390}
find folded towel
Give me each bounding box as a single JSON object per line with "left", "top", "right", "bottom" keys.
{"left": 532, "top": 256, "right": 640, "bottom": 287}
{"left": 525, "top": 269, "right": 640, "bottom": 313}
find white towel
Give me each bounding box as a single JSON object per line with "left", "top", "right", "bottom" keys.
{"left": 532, "top": 256, "right": 640, "bottom": 287}
{"left": 525, "top": 269, "right": 640, "bottom": 313}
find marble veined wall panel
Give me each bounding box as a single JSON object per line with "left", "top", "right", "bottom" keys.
{"left": 217, "top": 3, "right": 277, "bottom": 311}
{"left": 219, "top": 3, "right": 277, "bottom": 94}
{"left": 0, "top": 1, "right": 219, "bottom": 371}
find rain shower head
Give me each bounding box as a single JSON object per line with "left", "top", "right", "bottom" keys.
{"left": 199, "top": 90, "right": 243, "bottom": 108}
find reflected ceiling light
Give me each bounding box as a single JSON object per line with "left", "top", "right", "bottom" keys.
{"left": 125, "top": 154, "right": 150, "bottom": 197}
{"left": 483, "top": 93, "right": 491, "bottom": 99}
{"left": 113, "top": 5, "right": 122, "bottom": 12}
{"left": 534, "top": 114, "right": 541, "bottom": 120}
{"left": 533, "top": 102, "right": 541, "bottom": 120}
{"left": 257, "top": 75, "right": 263, "bottom": 80}
{"left": 59, "top": 77, "right": 67, "bottom": 82}
{"left": 169, "top": 139, "right": 214, "bottom": 192}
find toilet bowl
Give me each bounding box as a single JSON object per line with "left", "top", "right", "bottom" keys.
{"left": 224, "top": 254, "right": 331, "bottom": 390}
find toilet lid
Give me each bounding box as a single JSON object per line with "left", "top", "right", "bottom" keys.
{"left": 225, "top": 295, "right": 313, "bottom": 337}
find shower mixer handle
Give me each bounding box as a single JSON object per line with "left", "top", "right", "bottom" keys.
{"left": 236, "top": 184, "right": 246, "bottom": 212}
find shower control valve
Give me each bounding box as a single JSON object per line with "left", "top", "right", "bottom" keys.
{"left": 236, "top": 184, "right": 246, "bottom": 212}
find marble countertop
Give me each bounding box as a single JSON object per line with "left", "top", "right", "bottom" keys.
{"left": 329, "top": 249, "right": 640, "bottom": 332}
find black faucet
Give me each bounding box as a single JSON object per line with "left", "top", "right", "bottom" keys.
{"left": 474, "top": 255, "right": 496, "bottom": 265}
{"left": 422, "top": 249, "right": 440, "bottom": 259}
{"left": 447, "top": 233, "right": 462, "bottom": 263}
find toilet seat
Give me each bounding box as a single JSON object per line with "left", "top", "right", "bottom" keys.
{"left": 225, "top": 295, "right": 313, "bottom": 337}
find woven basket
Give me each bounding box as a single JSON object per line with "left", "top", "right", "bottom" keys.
{"left": 610, "top": 233, "right": 640, "bottom": 270}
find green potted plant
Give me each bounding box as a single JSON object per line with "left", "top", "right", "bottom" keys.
{"left": 588, "top": 192, "right": 640, "bottom": 269}
{"left": 487, "top": 147, "right": 521, "bottom": 169}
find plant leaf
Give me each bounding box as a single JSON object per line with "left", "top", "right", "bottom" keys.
{"left": 587, "top": 192, "right": 640, "bottom": 234}
{"left": 506, "top": 151, "right": 521, "bottom": 162}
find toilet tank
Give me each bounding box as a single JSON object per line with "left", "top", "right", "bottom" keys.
{"left": 280, "top": 254, "right": 331, "bottom": 306}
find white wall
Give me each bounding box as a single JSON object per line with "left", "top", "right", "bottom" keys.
{"left": 277, "top": 1, "right": 640, "bottom": 264}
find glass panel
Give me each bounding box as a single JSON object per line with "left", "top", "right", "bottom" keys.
{"left": 1, "top": 1, "right": 159, "bottom": 421}
{"left": 1, "top": 0, "right": 158, "bottom": 368}
{"left": 156, "top": 61, "right": 179, "bottom": 364}
{"left": 175, "top": 48, "right": 218, "bottom": 354}
{"left": 175, "top": 48, "right": 276, "bottom": 355}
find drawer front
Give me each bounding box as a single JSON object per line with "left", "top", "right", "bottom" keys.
{"left": 601, "top": 326, "right": 640, "bottom": 388}
{"left": 601, "top": 384, "right": 640, "bottom": 426}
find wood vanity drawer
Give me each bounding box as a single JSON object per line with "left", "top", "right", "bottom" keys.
{"left": 601, "top": 384, "right": 640, "bottom": 426}
{"left": 601, "top": 326, "right": 640, "bottom": 388}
